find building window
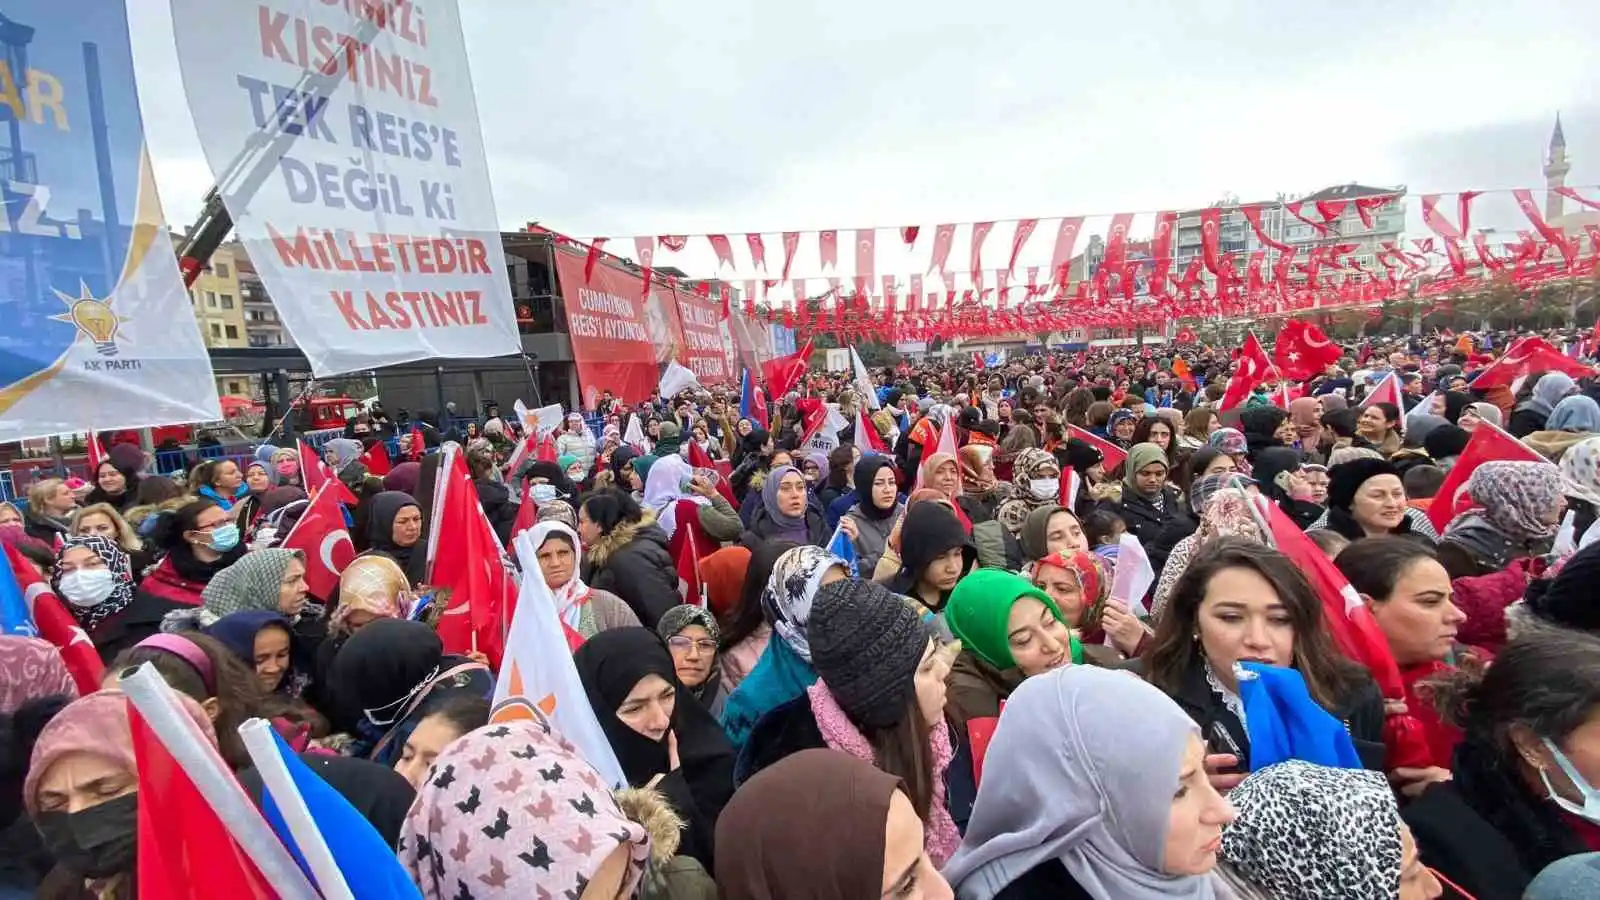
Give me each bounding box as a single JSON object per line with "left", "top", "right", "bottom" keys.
{"left": 214, "top": 263, "right": 229, "bottom": 279}
{"left": 225, "top": 324, "right": 239, "bottom": 340}
{"left": 206, "top": 291, "right": 217, "bottom": 308}
{"left": 209, "top": 323, "right": 222, "bottom": 339}
{"left": 220, "top": 294, "right": 234, "bottom": 310}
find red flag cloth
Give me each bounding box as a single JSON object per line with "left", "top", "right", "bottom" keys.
{"left": 1058, "top": 469, "right": 1081, "bottom": 508}
{"left": 428, "top": 449, "right": 514, "bottom": 666}
{"left": 745, "top": 233, "right": 767, "bottom": 270}
{"left": 1218, "top": 332, "right": 1274, "bottom": 411}
{"left": 686, "top": 441, "right": 737, "bottom": 506}
{"left": 298, "top": 439, "right": 358, "bottom": 506}
{"left": 278, "top": 483, "right": 355, "bottom": 602}
{"left": 780, "top": 231, "right": 800, "bottom": 280}
{"left": 1240, "top": 204, "right": 1294, "bottom": 252}
{"left": 86, "top": 431, "right": 107, "bottom": 475}
{"left": 970, "top": 221, "right": 995, "bottom": 276}
{"left": 583, "top": 238, "right": 607, "bottom": 283}
{"left": 1007, "top": 219, "right": 1037, "bottom": 274}
{"left": 972, "top": 351, "right": 986, "bottom": 370}
{"left": 1048, "top": 217, "right": 1085, "bottom": 289}
{"left": 900, "top": 225, "right": 920, "bottom": 246}
{"left": 511, "top": 482, "right": 538, "bottom": 546}
{"left": 674, "top": 514, "right": 705, "bottom": 607}
{"left": 818, "top": 230, "right": 838, "bottom": 270}
{"left": 706, "top": 234, "right": 735, "bottom": 269}
{"left": 1427, "top": 423, "right": 1546, "bottom": 533}
{"left": 6, "top": 543, "right": 103, "bottom": 694}
{"left": 855, "top": 229, "right": 877, "bottom": 283}
{"left": 1272, "top": 320, "right": 1343, "bottom": 381}
{"left": 361, "top": 440, "right": 392, "bottom": 477}
{"left": 1198, "top": 208, "right": 1225, "bottom": 276}
{"left": 535, "top": 433, "right": 558, "bottom": 463}
{"left": 1066, "top": 424, "right": 1128, "bottom": 471}
{"left": 928, "top": 224, "right": 956, "bottom": 274}
{"left": 131, "top": 708, "right": 279, "bottom": 900}
{"left": 1469, "top": 337, "right": 1593, "bottom": 390}
{"left": 657, "top": 234, "right": 688, "bottom": 252}
{"left": 1255, "top": 497, "right": 1432, "bottom": 771}
{"left": 408, "top": 424, "right": 425, "bottom": 460}
{"left": 1513, "top": 189, "right": 1579, "bottom": 268}
{"left": 968, "top": 715, "right": 999, "bottom": 790}
{"left": 762, "top": 339, "right": 813, "bottom": 398}
{"left": 853, "top": 405, "right": 888, "bottom": 455}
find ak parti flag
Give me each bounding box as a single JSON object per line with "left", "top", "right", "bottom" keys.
{"left": 1066, "top": 424, "right": 1128, "bottom": 471}
{"left": 1428, "top": 422, "right": 1545, "bottom": 532}
{"left": 278, "top": 482, "right": 356, "bottom": 602}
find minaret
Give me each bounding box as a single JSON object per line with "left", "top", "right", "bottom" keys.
{"left": 1545, "top": 113, "right": 1570, "bottom": 221}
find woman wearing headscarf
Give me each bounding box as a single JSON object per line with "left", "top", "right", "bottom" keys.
{"left": 739, "top": 463, "right": 828, "bottom": 549}
{"left": 717, "top": 541, "right": 796, "bottom": 695}
{"left": 945, "top": 569, "right": 1117, "bottom": 732}
{"left": 1510, "top": 371, "right": 1577, "bottom": 438}
{"left": 309, "top": 555, "right": 413, "bottom": 734}
{"left": 1252, "top": 445, "right": 1324, "bottom": 529}
{"left": 716, "top": 748, "right": 953, "bottom": 900}
{"left": 24, "top": 689, "right": 216, "bottom": 899}
{"left": 720, "top": 545, "right": 849, "bottom": 748}
{"left": 242, "top": 485, "right": 308, "bottom": 551}
{"left": 1436, "top": 459, "right": 1564, "bottom": 579}
{"left": 165, "top": 546, "right": 326, "bottom": 661}
{"left": 884, "top": 501, "right": 977, "bottom": 629}
{"left": 229, "top": 460, "right": 280, "bottom": 529}
{"left": 579, "top": 489, "right": 681, "bottom": 629}
{"left": 1017, "top": 504, "right": 1089, "bottom": 564}
{"left": 0, "top": 636, "right": 77, "bottom": 716}
{"left": 1308, "top": 457, "right": 1439, "bottom": 544}
{"left": 1526, "top": 394, "right": 1600, "bottom": 462}
{"left": 527, "top": 520, "right": 639, "bottom": 644}
{"left": 738, "top": 579, "right": 961, "bottom": 867}
{"left": 843, "top": 455, "right": 904, "bottom": 578}
{"left": 1218, "top": 760, "right": 1442, "bottom": 900}
{"left": 1151, "top": 481, "right": 1262, "bottom": 622}
{"left": 1457, "top": 401, "right": 1502, "bottom": 433}
{"left": 399, "top": 720, "right": 706, "bottom": 900}
{"left": 941, "top": 665, "right": 1237, "bottom": 899}
{"left": 51, "top": 535, "right": 172, "bottom": 665}
{"left": 322, "top": 436, "right": 384, "bottom": 501}
{"left": 328, "top": 618, "right": 492, "bottom": 766}
{"left": 641, "top": 451, "right": 743, "bottom": 555}
{"left": 574, "top": 628, "right": 737, "bottom": 870}
{"left": 957, "top": 444, "right": 1011, "bottom": 523}
{"left": 1287, "top": 397, "right": 1326, "bottom": 464}
{"left": 996, "top": 448, "right": 1065, "bottom": 538}
{"left": 1112, "top": 442, "right": 1188, "bottom": 549}
{"left": 1208, "top": 426, "right": 1252, "bottom": 475}
{"left": 729, "top": 426, "right": 773, "bottom": 503}
{"left": 205, "top": 610, "right": 310, "bottom": 699}
{"left": 1237, "top": 406, "right": 1292, "bottom": 464}
{"left": 355, "top": 490, "right": 424, "bottom": 585}
{"left": 658, "top": 605, "right": 728, "bottom": 720}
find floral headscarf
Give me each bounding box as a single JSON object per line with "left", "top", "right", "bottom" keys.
{"left": 0, "top": 636, "right": 78, "bottom": 714}
{"left": 1196, "top": 488, "right": 1268, "bottom": 542}
{"left": 760, "top": 545, "right": 848, "bottom": 663}
{"left": 958, "top": 445, "right": 1002, "bottom": 496}
{"left": 1559, "top": 436, "right": 1600, "bottom": 507}
{"left": 50, "top": 535, "right": 135, "bottom": 631}
{"left": 1462, "top": 459, "right": 1564, "bottom": 541}
{"left": 399, "top": 720, "right": 650, "bottom": 900}
{"left": 996, "top": 448, "right": 1062, "bottom": 534}
{"left": 330, "top": 554, "right": 411, "bottom": 635}
{"left": 1209, "top": 426, "right": 1249, "bottom": 458}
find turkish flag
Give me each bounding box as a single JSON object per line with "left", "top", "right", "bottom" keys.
{"left": 1199, "top": 209, "right": 1225, "bottom": 276}
{"left": 1218, "top": 332, "right": 1274, "bottom": 411}
{"left": 298, "top": 439, "right": 358, "bottom": 506}
{"left": 745, "top": 233, "right": 767, "bottom": 270}
{"left": 279, "top": 482, "right": 355, "bottom": 602}
{"left": 818, "top": 230, "right": 838, "bottom": 270}
{"left": 928, "top": 224, "right": 956, "bottom": 274}
{"left": 361, "top": 440, "right": 392, "bottom": 476}
{"left": 86, "top": 431, "right": 108, "bottom": 474}
{"left": 1272, "top": 320, "right": 1343, "bottom": 381}
{"left": 1174, "top": 326, "right": 1197, "bottom": 345}
{"left": 1066, "top": 424, "right": 1128, "bottom": 471}
{"left": 408, "top": 423, "right": 425, "bottom": 461}
{"left": 762, "top": 339, "right": 813, "bottom": 398}
{"left": 5, "top": 543, "right": 104, "bottom": 694}
{"left": 675, "top": 517, "right": 705, "bottom": 607}
{"left": 1470, "top": 336, "right": 1593, "bottom": 390}
{"left": 1427, "top": 423, "right": 1546, "bottom": 533}
{"left": 426, "top": 447, "right": 515, "bottom": 667}
{"left": 853, "top": 405, "right": 888, "bottom": 455}
{"left": 1253, "top": 495, "right": 1432, "bottom": 771}
{"left": 706, "top": 234, "right": 736, "bottom": 269}
{"left": 855, "top": 229, "right": 877, "bottom": 283}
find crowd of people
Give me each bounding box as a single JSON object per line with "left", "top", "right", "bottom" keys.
{"left": 4, "top": 327, "right": 1600, "bottom": 899}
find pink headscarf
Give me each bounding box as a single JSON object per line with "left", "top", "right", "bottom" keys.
{"left": 0, "top": 636, "right": 78, "bottom": 715}
{"left": 24, "top": 688, "right": 216, "bottom": 813}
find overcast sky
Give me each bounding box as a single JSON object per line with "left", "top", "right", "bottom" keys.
{"left": 127, "top": 0, "right": 1599, "bottom": 280}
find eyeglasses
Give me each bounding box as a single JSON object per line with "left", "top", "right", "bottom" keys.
{"left": 667, "top": 636, "right": 718, "bottom": 655}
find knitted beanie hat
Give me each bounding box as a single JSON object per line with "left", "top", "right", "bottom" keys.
{"left": 807, "top": 579, "right": 933, "bottom": 730}
{"left": 946, "top": 569, "right": 1078, "bottom": 671}
{"left": 1325, "top": 457, "right": 1399, "bottom": 512}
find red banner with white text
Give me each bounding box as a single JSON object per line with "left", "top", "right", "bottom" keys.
{"left": 553, "top": 249, "right": 685, "bottom": 406}
{"left": 673, "top": 288, "right": 737, "bottom": 386}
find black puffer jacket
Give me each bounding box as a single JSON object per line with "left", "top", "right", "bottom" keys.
{"left": 581, "top": 515, "right": 681, "bottom": 628}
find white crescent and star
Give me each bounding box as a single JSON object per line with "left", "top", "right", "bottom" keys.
{"left": 320, "top": 530, "right": 354, "bottom": 573}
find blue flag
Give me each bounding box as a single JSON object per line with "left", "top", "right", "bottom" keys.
{"left": 1238, "top": 662, "right": 1361, "bottom": 771}
{"left": 827, "top": 521, "right": 858, "bottom": 577}
{"left": 0, "top": 560, "right": 38, "bottom": 638}
{"left": 257, "top": 729, "right": 422, "bottom": 899}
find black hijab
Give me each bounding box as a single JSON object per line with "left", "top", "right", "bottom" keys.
{"left": 1443, "top": 390, "right": 1474, "bottom": 425}
{"left": 572, "top": 628, "right": 736, "bottom": 836}
{"left": 365, "top": 491, "right": 420, "bottom": 571}
{"left": 329, "top": 617, "right": 443, "bottom": 717}
{"left": 611, "top": 445, "right": 639, "bottom": 482}
{"left": 852, "top": 455, "right": 898, "bottom": 520}
{"left": 237, "top": 754, "right": 416, "bottom": 847}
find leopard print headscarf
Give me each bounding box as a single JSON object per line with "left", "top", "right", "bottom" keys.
{"left": 1220, "top": 760, "right": 1402, "bottom": 900}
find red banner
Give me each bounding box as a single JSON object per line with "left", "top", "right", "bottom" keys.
{"left": 553, "top": 248, "right": 686, "bottom": 406}
{"left": 674, "top": 287, "right": 736, "bottom": 385}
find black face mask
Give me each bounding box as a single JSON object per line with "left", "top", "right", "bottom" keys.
{"left": 33, "top": 792, "right": 139, "bottom": 879}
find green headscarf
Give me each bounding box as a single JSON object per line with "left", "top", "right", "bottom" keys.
{"left": 1122, "top": 442, "right": 1169, "bottom": 497}
{"left": 632, "top": 454, "right": 659, "bottom": 487}
{"left": 946, "top": 569, "right": 1083, "bottom": 671}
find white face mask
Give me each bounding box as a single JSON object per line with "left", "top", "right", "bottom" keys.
{"left": 1541, "top": 737, "right": 1600, "bottom": 824}
{"left": 1029, "top": 478, "right": 1058, "bottom": 500}
{"left": 530, "top": 483, "right": 559, "bottom": 504}
{"left": 58, "top": 568, "right": 117, "bottom": 608}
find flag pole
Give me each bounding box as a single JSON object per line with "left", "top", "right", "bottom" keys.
{"left": 238, "top": 720, "right": 355, "bottom": 900}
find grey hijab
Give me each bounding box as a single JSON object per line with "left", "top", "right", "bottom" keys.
{"left": 943, "top": 665, "right": 1224, "bottom": 900}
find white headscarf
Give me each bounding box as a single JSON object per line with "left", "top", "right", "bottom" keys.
{"left": 525, "top": 521, "right": 589, "bottom": 631}
{"left": 943, "top": 665, "right": 1224, "bottom": 900}
{"left": 640, "top": 453, "right": 708, "bottom": 540}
